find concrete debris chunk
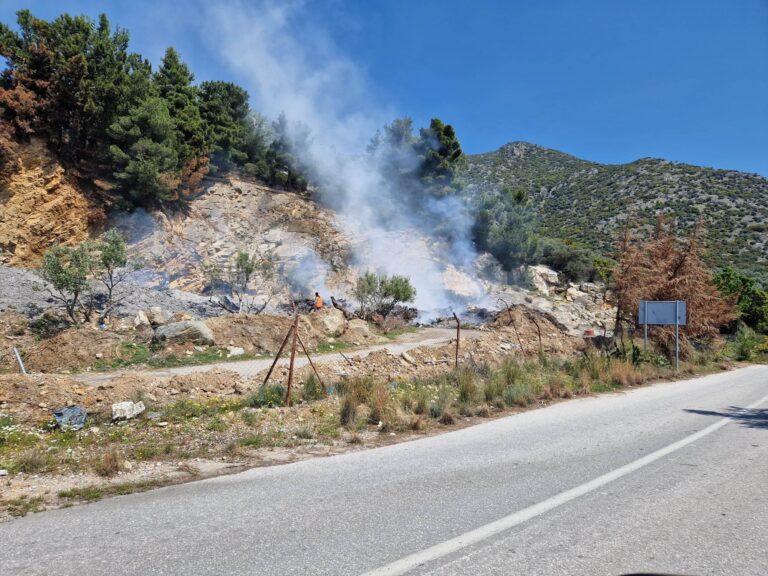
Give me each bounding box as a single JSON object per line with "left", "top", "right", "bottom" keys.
{"left": 227, "top": 346, "right": 245, "bottom": 358}
{"left": 112, "top": 400, "right": 146, "bottom": 421}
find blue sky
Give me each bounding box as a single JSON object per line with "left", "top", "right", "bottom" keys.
{"left": 2, "top": 1, "right": 767, "bottom": 175}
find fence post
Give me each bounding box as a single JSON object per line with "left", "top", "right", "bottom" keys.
{"left": 285, "top": 309, "right": 299, "bottom": 406}
{"left": 452, "top": 312, "right": 461, "bottom": 369}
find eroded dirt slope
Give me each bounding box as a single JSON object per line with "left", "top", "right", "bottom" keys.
{"left": 0, "top": 139, "right": 105, "bottom": 266}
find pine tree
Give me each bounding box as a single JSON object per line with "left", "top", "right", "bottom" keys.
{"left": 415, "top": 118, "right": 464, "bottom": 197}
{"left": 155, "top": 47, "right": 207, "bottom": 168}
{"left": 108, "top": 95, "right": 178, "bottom": 202}
{"left": 199, "top": 80, "right": 251, "bottom": 169}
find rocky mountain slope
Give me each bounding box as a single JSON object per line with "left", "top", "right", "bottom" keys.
{"left": 463, "top": 142, "right": 768, "bottom": 282}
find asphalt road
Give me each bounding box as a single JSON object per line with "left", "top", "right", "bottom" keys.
{"left": 3, "top": 365, "right": 767, "bottom": 576}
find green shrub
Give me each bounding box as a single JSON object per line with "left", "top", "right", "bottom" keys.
{"left": 498, "top": 359, "right": 523, "bottom": 386}
{"left": 246, "top": 384, "right": 285, "bottom": 408}
{"left": 354, "top": 272, "right": 416, "bottom": 318}
{"left": 241, "top": 410, "right": 259, "bottom": 427}
{"left": 504, "top": 383, "right": 533, "bottom": 407}
{"left": 366, "top": 381, "right": 393, "bottom": 425}
{"left": 734, "top": 324, "right": 760, "bottom": 361}
{"left": 239, "top": 434, "right": 266, "bottom": 448}
{"left": 295, "top": 426, "right": 314, "bottom": 440}
{"left": 428, "top": 384, "right": 454, "bottom": 419}
{"left": 338, "top": 377, "right": 369, "bottom": 428}
{"left": 412, "top": 386, "right": 430, "bottom": 415}
{"left": 340, "top": 393, "right": 358, "bottom": 428}
{"left": 483, "top": 377, "right": 505, "bottom": 403}
{"left": 207, "top": 417, "right": 227, "bottom": 432}
{"left": 10, "top": 449, "right": 51, "bottom": 474}
{"left": 302, "top": 374, "right": 325, "bottom": 402}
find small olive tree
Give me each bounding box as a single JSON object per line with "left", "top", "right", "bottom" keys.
{"left": 38, "top": 229, "right": 134, "bottom": 323}
{"left": 38, "top": 243, "right": 95, "bottom": 322}
{"left": 355, "top": 272, "right": 416, "bottom": 319}
{"left": 95, "top": 229, "right": 132, "bottom": 320}
{"left": 208, "top": 250, "right": 277, "bottom": 314}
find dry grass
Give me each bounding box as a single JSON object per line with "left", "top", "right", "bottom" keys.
{"left": 409, "top": 415, "right": 425, "bottom": 431}
{"left": 457, "top": 368, "right": 479, "bottom": 404}
{"left": 367, "top": 381, "right": 392, "bottom": 425}
{"left": 11, "top": 449, "right": 50, "bottom": 474}
{"left": 94, "top": 448, "right": 125, "bottom": 477}
{"left": 347, "top": 433, "right": 363, "bottom": 445}
{"left": 438, "top": 411, "right": 455, "bottom": 425}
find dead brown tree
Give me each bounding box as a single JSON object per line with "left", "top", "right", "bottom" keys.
{"left": 611, "top": 217, "right": 736, "bottom": 356}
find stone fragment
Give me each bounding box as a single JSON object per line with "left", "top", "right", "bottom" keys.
{"left": 111, "top": 400, "right": 146, "bottom": 421}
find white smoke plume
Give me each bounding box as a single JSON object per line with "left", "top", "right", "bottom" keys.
{"left": 282, "top": 248, "right": 332, "bottom": 301}
{"left": 203, "top": 0, "right": 486, "bottom": 314}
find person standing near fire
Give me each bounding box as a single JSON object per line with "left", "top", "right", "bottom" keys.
{"left": 314, "top": 292, "right": 324, "bottom": 310}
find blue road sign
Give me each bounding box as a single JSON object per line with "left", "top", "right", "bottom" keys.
{"left": 638, "top": 300, "right": 687, "bottom": 326}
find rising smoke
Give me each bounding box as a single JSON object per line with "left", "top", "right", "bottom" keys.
{"left": 203, "top": 0, "right": 487, "bottom": 314}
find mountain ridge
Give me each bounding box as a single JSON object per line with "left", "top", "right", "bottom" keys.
{"left": 463, "top": 141, "right": 768, "bottom": 283}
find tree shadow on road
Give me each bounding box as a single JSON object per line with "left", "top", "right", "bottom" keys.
{"left": 684, "top": 407, "right": 768, "bottom": 430}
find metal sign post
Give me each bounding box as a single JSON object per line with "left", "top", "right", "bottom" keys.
{"left": 675, "top": 301, "right": 679, "bottom": 371}
{"left": 643, "top": 301, "right": 648, "bottom": 353}
{"left": 638, "top": 300, "right": 686, "bottom": 371}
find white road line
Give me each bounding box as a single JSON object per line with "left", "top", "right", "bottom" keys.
{"left": 361, "top": 390, "right": 768, "bottom": 576}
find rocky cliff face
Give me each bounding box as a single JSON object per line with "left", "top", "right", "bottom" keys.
{"left": 0, "top": 139, "right": 105, "bottom": 267}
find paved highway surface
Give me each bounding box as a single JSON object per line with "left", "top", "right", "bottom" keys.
{"left": 2, "top": 365, "right": 767, "bottom": 576}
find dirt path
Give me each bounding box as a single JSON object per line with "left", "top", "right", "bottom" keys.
{"left": 75, "top": 327, "right": 483, "bottom": 385}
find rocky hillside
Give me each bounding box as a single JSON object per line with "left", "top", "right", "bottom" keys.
{"left": 114, "top": 177, "right": 354, "bottom": 299}
{"left": 463, "top": 142, "right": 768, "bottom": 283}
{"left": 0, "top": 138, "right": 356, "bottom": 307}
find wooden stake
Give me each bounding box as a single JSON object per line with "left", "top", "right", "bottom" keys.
{"left": 285, "top": 310, "right": 299, "bottom": 406}
{"left": 296, "top": 332, "right": 326, "bottom": 392}
{"left": 500, "top": 299, "right": 527, "bottom": 357}
{"left": 453, "top": 312, "right": 461, "bottom": 369}
{"left": 262, "top": 322, "right": 294, "bottom": 386}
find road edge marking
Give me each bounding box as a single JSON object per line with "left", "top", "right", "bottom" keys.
{"left": 361, "top": 390, "right": 768, "bottom": 576}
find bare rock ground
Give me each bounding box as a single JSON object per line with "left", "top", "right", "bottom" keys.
{"left": 0, "top": 266, "right": 219, "bottom": 319}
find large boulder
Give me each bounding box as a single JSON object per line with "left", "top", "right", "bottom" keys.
{"left": 133, "top": 310, "right": 150, "bottom": 328}
{"left": 146, "top": 306, "right": 170, "bottom": 326}
{"left": 526, "top": 265, "right": 560, "bottom": 295}
{"left": 345, "top": 319, "right": 370, "bottom": 340}
{"left": 154, "top": 320, "right": 215, "bottom": 346}
{"left": 308, "top": 308, "right": 346, "bottom": 337}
